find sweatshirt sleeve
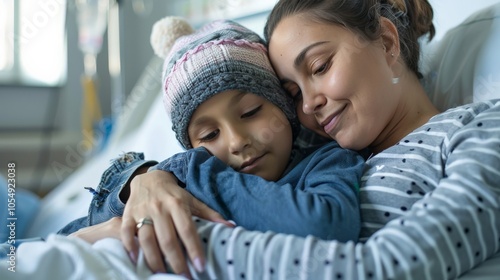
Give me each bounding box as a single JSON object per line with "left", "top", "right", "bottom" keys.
{"left": 153, "top": 144, "right": 363, "bottom": 242}
{"left": 185, "top": 103, "right": 500, "bottom": 280}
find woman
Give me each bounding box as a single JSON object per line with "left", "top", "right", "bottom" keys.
{"left": 80, "top": 0, "right": 500, "bottom": 278}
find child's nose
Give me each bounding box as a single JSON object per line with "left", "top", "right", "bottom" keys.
{"left": 227, "top": 126, "right": 251, "bottom": 154}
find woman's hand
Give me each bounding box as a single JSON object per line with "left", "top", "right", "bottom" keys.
{"left": 121, "top": 170, "right": 232, "bottom": 277}
{"left": 70, "top": 217, "right": 122, "bottom": 244}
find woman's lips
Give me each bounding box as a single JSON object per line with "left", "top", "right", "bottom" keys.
{"left": 321, "top": 105, "right": 346, "bottom": 134}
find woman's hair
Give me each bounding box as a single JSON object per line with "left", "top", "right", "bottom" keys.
{"left": 264, "top": 0, "right": 435, "bottom": 78}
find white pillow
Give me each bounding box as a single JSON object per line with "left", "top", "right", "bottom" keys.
{"left": 422, "top": 2, "right": 500, "bottom": 111}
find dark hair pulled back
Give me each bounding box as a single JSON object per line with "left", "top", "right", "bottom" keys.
{"left": 264, "top": 0, "right": 435, "bottom": 78}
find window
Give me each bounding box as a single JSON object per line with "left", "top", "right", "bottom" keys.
{"left": 0, "top": 0, "right": 67, "bottom": 86}
{"left": 0, "top": 0, "right": 14, "bottom": 73}
{"left": 174, "top": 0, "right": 278, "bottom": 27}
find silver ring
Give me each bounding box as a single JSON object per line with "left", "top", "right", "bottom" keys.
{"left": 136, "top": 217, "right": 154, "bottom": 230}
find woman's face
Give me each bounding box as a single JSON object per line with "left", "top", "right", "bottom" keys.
{"left": 188, "top": 90, "right": 293, "bottom": 181}
{"left": 268, "top": 15, "right": 401, "bottom": 150}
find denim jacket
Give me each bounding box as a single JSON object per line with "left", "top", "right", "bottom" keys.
{"left": 58, "top": 152, "right": 157, "bottom": 235}
{"left": 60, "top": 142, "right": 363, "bottom": 242}
{"left": 151, "top": 141, "right": 364, "bottom": 242}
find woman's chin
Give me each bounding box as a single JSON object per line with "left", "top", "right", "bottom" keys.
{"left": 332, "top": 132, "right": 360, "bottom": 150}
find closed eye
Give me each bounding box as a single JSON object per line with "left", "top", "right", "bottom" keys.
{"left": 241, "top": 105, "right": 262, "bottom": 118}
{"left": 283, "top": 83, "right": 302, "bottom": 103}
{"left": 199, "top": 129, "right": 219, "bottom": 142}
{"left": 292, "top": 89, "right": 303, "bottom": 103}
{"left": 313, "top": 61, "right": 330, "bottom": 75}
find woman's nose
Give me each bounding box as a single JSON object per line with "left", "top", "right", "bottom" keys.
{"left": 302, "top": 90, "right": 326, "bottom": 115}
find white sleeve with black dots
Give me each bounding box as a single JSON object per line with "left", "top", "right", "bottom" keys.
{"left": 187, "top": 99, "right": 500, "bottom": 280}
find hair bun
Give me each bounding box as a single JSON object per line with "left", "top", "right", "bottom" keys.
{"left": 150, "top": 16, "right": 194, "bottom": 59}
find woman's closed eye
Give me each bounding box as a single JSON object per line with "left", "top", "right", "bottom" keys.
{"left": 313, "top": 61, "right": 330, "bottom": 76}
{"left": 292, "top": 89, "right": 303, "bottom": 103}
{"left": 241, "top": 105, "right": 262, "bottom": 118}
{"left": 284, "top": 83, "right": 302, "bottom": 103}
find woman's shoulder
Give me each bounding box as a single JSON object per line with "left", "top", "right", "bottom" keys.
{"left": 429, "top": 99, "right": 500, "bottom": 124}
{"left": 411, "top": 99, "right": 500, "bottom": 135}
{"left": 366, "top": 99, "right": 500, "bottom": 166}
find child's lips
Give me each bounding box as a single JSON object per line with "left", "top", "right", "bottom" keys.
{"left": 239, "top": 154, "right": 266, "bottom": 173}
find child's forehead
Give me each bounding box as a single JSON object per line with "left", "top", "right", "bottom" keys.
{"left": 221, "top": 90, "right": 271, "bottom": 104}
{"left": 191, "top": 90, "right": 274, "bottom": 118}
{"left": 204, "top": 90, "right": 262, "bottom": 104}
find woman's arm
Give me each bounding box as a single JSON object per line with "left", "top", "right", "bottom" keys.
{"left": 117, "top": 141, "right": 362, "bottom": 275}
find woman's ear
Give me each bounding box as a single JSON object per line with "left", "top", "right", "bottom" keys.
{"left": 380, "top": 17, "right": 400, "bottom": 66}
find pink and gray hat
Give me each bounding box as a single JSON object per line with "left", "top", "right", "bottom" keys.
{"left": 150, "top": 17, "right": 299, "bottom": 149}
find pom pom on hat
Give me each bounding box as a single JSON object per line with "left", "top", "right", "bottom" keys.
{"left": 150, "top": 16, "right": 194, "bottom": 58}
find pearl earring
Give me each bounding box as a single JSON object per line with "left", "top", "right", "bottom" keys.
{"left": 390, "top": 52, "right": 398, "bottom": 84}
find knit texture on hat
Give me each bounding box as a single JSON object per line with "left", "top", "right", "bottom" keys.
{"left": 151, "top": 18, "right": 299, "bottom": 149}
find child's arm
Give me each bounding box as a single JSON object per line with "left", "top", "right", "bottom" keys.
{"left": 152, "top": 142, "right": 363, "bottom": 242}
{"left": 70, "top": 217, "right": 122, "bottom": 244}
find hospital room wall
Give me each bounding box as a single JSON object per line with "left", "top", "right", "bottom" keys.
{"left": 0, "top": 0, "right": 173, "bottom": 195}
{"left": 430, "top": 0, "right": 500, "bottom": 41}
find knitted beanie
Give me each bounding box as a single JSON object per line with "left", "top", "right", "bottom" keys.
{"left": 150, "top": 17, "right": 299, "bottom": 149}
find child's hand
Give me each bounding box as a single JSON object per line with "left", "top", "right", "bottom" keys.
{"left": 70, "top": 217, "right": 122, "bottom": 244}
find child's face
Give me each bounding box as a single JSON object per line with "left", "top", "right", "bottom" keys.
{"left": 188, "top": 90, "right": 293, "bottom": 181}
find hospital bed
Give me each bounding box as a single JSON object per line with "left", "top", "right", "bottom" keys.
{"left": 10, "top": 1, "right": 500, "bottom": 279}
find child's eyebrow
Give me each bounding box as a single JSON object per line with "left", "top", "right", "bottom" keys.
{"left": 230, "top": 90, "right": 249, "bottom": 105}
{"left": 189, "top": 91, "right": 249, "bottom": 128}
{"left": 190, "top": 116, "right": 211, "bottom": 128}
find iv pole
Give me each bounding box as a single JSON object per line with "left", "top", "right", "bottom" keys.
{"left": 75, "top": 0, "right": 109, "bottom": 151}
{"left": 108, "top": 0, "right": 124, "bottom": 123}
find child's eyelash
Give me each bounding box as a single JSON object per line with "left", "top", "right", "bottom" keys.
{"left": 199, "top": 130, "right": 219, "bottom": 142}
{"left": 241, "top": 105, "right": 262, "bottom": 118}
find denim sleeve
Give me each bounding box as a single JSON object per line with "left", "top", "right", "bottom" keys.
{"left": 150, "top": 147, "right": 205, "bottom": 183}
{"left": 154, "top": 143, "right": 363, "bottom": 241}
{"left": 57, "top": 152, "right": 157, "bottom": 235}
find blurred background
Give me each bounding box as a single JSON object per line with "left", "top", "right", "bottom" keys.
{"left": 0, "top": 0, "right": 276, "bottom": 196}
{"left": 0, "top": 0, "right": 498, "bottom": 198}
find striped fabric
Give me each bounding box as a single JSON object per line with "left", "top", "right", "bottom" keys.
{"left": 187, "top": 99, "right": 500, "bottom": 279}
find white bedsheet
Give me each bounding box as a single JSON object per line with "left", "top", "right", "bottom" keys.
{"left": 1, "top": 234, "right": 498, "bottom": 279}
{"left": 0, "top": 234, "right": 187, "bottom": 280}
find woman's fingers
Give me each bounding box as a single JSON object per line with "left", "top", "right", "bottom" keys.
{"left": 121, "top": 213, "right": 140, "bottom": 264}
{"left": 137, "top": 222, "right": 167, "bottom": 273}
{"left": 190, "top": 198, "right": 235, "bottom": 227}
{"left": 170, "top": 198, "right": 205, "bottom": 273}
{"left": 120, "top": 170, "right": 233, "bottom": 276}
{"left": 151, "top": 208, "right": 193, "bottom": 277}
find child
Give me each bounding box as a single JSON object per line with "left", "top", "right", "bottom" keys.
{"left": 60, "top": 17, "right": 364, "bottom": 242}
